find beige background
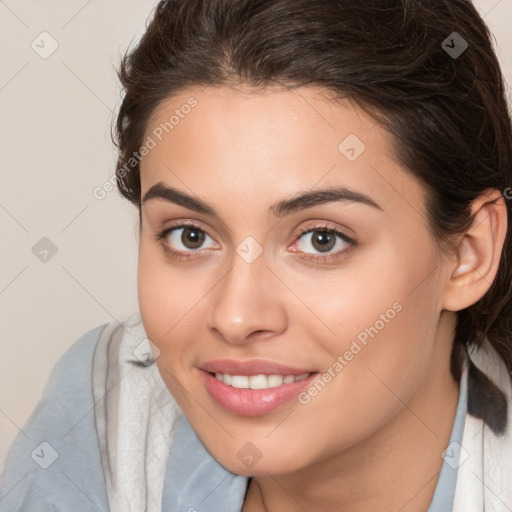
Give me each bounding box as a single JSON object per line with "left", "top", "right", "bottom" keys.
{"left": 1, "top": 0, "right": 511, "bottom": 464}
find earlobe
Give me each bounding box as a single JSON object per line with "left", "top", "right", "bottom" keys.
{"left": 442, "top": 190, "right": 507, "bottom": 312}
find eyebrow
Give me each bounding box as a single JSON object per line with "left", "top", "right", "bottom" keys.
{"left": 141, "top": 181, "right": 383, "bottom": 217}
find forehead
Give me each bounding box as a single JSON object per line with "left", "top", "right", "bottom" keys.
{"left": 140, "top": 85, "right": 426, "bottom": 222}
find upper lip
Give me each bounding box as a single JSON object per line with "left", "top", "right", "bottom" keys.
{"left": 200, "top": 359, "right": 316, "bottom": 376}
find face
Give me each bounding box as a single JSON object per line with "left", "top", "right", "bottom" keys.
{"left": 137, "top": 85, "right": 451, "bottom": 476}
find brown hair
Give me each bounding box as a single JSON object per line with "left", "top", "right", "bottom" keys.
{"left": 113, "top": 0, "right": 512, "bottom": 405}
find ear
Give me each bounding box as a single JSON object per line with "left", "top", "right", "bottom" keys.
{"left": 442, "top": 189, "right": 508, "bottom": 312}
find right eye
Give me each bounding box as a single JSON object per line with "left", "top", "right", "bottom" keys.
{"left": 156, "top": 222, "right": 219, "bottom": 260}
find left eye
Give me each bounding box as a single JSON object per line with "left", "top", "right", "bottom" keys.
{"left": 295, "top": 228, "right": 351, "bottom": 254}
{"left": 165, "top": 225, "right": 217, "bottom": 251}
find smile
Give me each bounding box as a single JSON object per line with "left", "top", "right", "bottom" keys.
{"left": 201, "top": 368, "right": 318, "bottom": 416}
{"left": 213, "top": 372, "right": 310, "bottom": 389}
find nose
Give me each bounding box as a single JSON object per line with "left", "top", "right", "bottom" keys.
{"left": 205, "top": 254, "right": 288, "bottom": 345}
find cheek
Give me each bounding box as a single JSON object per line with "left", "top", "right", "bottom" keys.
{"left": 136, "top": 239, "right": 218, "bottom": 375}
{"left": 137, "top": 242, "right": 191, "bottom": 351}
{"left": 284, "top": 246, "right": 436, "bottom": 356}
{"left": 137, "top": 248, "right": 199, "bottom": 409}
{"left": 137, "top": 249, "right": 171, "bottom": 340}
{"left": 295, "top": 238, "right": 442, "bottom": 408}
{"left": 274, "top": 291, "right": 441, "bottom": 470}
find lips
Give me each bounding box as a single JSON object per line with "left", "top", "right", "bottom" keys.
{"left": 199, "top": 359, "right": 319, "bottom": 416}
{"left": 201, "top": 358, "right": 315, "bottom": 376}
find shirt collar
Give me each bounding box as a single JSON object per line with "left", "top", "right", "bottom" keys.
{"left": 161, "top": 414, "right": 249, "bottom": 512}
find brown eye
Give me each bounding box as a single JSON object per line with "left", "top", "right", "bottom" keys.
{"left": 309, "top": 231, "right": 336, "bottom": 252}
{"left": 294, "top": 227, "right": 353, "bottom": 257}
{"left": 180, "top": 226, "right": 206, "bottom": 249}
{"left": 160, "top": 224, "right": 218, "bottom": 253}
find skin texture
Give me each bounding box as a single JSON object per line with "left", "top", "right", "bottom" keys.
{"left": 136, "top": 85, "right": 507, "bottom": 512}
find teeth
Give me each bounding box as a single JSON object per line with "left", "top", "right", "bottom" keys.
{"left": 231, "top": 375, "right": 249, "bottom": 388}
{"left": 249, "top": 374, "right": 267, "bottom": 390}
{"left": 267, "top": 375, "right": 284, "bottom": 387}
{"left": 214, "top": 372, "right": 310, "bottom": 389}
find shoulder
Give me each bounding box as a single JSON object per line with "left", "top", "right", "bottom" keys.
{"left": 0, "top": 317, "right": 130, "bottom": 512}
{"left": 40, "top": 322, "right": 110, "bottom": 404}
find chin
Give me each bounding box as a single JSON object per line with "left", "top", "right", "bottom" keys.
{"left": 206, "top": 441, "right": 312, "bottom": 478}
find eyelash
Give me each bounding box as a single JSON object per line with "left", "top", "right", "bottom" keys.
{"left": 154, "top": 221, "right": 357, "bottom": 263}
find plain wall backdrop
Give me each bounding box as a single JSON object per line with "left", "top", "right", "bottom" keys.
{"left": 1, "top": 0, "right": 511, "bottom": 464}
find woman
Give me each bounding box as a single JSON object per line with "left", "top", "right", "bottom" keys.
{"left": 1, "top": 0, "right": 511, "bottom": 510}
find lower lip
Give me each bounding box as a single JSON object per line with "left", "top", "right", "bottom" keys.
{"left": 200, "top": 370, "right": 318, "bottom": 416}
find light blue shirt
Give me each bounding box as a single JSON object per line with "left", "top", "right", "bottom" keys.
{"left": 0, "top": 323, "right": 468, "bottom": 511}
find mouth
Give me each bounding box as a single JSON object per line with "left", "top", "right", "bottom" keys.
{"left": 199, "top": 369, "right": 319, "bottom": 417}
